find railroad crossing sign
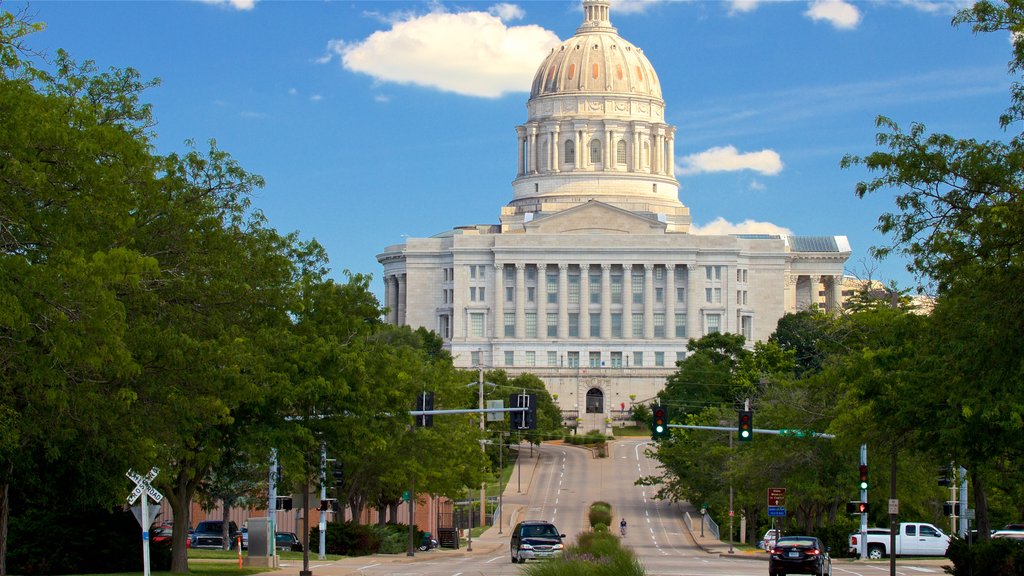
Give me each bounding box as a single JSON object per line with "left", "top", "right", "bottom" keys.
{"left": 126, "top": 467, "right": 163, "bottom": 505}
{"left": 126, "top": 467, "right": 162, "bottom": 576}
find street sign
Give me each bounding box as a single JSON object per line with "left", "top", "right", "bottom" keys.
{"left": 768, "top": 506, "right": 787, "bottom": 517}
{"left": 126, "top": 467, "right": 162, "bottom": 576}
{"left": 888, "top": 499, "right": 900, "bottom": 514}
{"left": 768, "top": 487, "right": 786, "bottom": 507}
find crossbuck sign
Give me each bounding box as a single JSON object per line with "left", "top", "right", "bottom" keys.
{"left": 127, "top": 467, "right": 163, "bottom": 576}
{"left": 127, "top": 467, "right": 163, "bottom": 506}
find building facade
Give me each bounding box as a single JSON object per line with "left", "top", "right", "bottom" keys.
{"left": 377, "top": 0, "right": 849, "bottom": 430}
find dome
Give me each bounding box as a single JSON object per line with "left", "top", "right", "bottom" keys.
{"left": 529, "top": 0, "right": 661, "bottom": 100}
{"left": 504, "top": 0, "right": 689, "bottom": 234}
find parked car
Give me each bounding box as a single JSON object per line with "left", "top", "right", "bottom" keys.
{"left": 510, "top": 520, "right": 565, "bottom": 563}
{"left": 768, "top": 535, "right": 831, "bottom": 576}
{"left": 190, "top": 520, "right": 239, "bottom": 549}
{"left": 275, "top": 532, "right": 302, "bottom": 552}
{"left": 848, "top": 522, "right": 949, "bottom": 558}
{"left": 240, "top": 527, "right": 248, "bottom": 550}
{"left": 758, "top": 529, "right": 781, "bottom": 550}
{"left": 151, "top": 526, "right": 173, "bottom": 544}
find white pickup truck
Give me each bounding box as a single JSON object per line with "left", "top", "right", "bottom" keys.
{"left": 848, "top": 522, "right": 950, "bottom": 559}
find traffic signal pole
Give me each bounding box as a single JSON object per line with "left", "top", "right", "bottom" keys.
{"left": 860, "top": 443, "right": 868, "bottom": 559}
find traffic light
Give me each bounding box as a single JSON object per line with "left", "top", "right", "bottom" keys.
{"left": 276, "top": 496, "right": 293, "bottom": 511}
{"left": 332, "top": 461, "right": 344, "bottom": 487}
{"left": 938, "top": 465, "right": 952, "bottom": 487}
{"left": 525, "top": 394, "right": 537, "bottom": 430}
{"left": 415, "top": 391, "right": 434, "bottom": 427}
{"left": 943, "top": 501, "right": 956, "bottom": 516}
{"left": 737, "top": 410, "right": 753, "bottom": 442}
{"left": 846, "top": 501, "right": 868, "bottom": 514}
{"left": 509, "top": 393, "right": 537, "bottom": 430}
{"left": 859, "top": 464, "right": 868, "bottom": 490}
{"left": 651, "top": 405, "right": 669, "bottom": 439}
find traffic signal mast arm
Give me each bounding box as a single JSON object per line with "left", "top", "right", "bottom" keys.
{"left": 409, "top": 407, "right": 527, "bottom": 416}
{"left": 663, "top": 423, "right": 835, "bottom": 439}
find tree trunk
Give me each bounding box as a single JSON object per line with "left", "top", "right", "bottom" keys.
{"left": 221, "top": 500, "right": 231, "bottom": 550}
{"left": 167, "top": 468, "right": 200, "bottom": 574}
{"left": 348, "top": 494, "right": 364, "bottom": 525}
{"left": 972, "top": 469, "right": 991, "bottom": 539}
{"left": 377, "top": 506, "right": 385, "bottom": 526}
{"left": 389, "top": 502, "right": 399, "bottom": 524}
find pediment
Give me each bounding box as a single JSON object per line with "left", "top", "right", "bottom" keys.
{"left": 523, "top": 201, "right": 667, "bottom": 235}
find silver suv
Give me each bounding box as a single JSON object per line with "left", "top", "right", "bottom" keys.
{"left": 510, "top": 520, "right": 565, "bottom": 563}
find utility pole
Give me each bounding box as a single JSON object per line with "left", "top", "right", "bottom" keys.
{"left": 478, "top": 360, "right": 486, "bottom": 535}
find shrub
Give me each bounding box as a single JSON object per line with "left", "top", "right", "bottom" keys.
{"left": 589, "top": 501, "right": 612, "bottom": 529}
{"left": 309, "top": 521, "right": 422, "bottom": 556}
{"left": 7, "top": 507, "right": 172, "bottom": 575}
{"left": 946, "top": 536, "right": 1024, "bottom": 575}
{"left": 522, "top": 528, "right": 645, "bottom": 576}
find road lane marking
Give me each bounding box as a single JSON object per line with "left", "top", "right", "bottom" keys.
{"left": 357, "top": 563, "right": 380, "bottom": 570}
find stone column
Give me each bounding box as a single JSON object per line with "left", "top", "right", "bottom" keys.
{"left": 493, "top": 263, "right": 505, "bottom": 340}
{"left": 552, "top": 126, "right": 560, "bottom": 172}
{"left": 580, "top": 264, "right": 591, "bottom": 339}
{"left": 622, "top": 264, "right": 633, "bottom": 339}
{"left": 557, "top": 263, "right": 569, "bottom": 339}
{"left": 665, "top": 264, "right": 676, "bottom": 339}
{"left": 827, "top": 274, "right": 842, "bottom": 313}
{"left": 385, "top": 275, "right": 396, "bottom": 325}
{"left": 667, "top": 130, "right": 676, "bottom": 178}
{"left": 686, "top": 264, "right": 700, "bottom": 339}
{"left": 643, "top": 264, "right": 655, "bottom": 339}
{"left": 528, "top": 125, "right": 539, "bottom": 175}
{"left": 574, "top": 130, "right": 582, "bottom": 170}
{"left": 600, "top": 264, "right": 612, "bottom": 339}
{"left": 537, "top": 263, "right": 548, "bottom": 338}
{"left": 515, "top": 264, "right": 526, "bottom": 338}
{"left": 397, "top": 273, "right": 407, "bottom": 326}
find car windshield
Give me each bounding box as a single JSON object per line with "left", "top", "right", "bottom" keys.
{"left": 525, "top": 525, "right": 558, "bottom": 537}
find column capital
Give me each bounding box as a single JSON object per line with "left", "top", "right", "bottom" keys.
{"left": 515, "top": 262, "right": 527, "bottom": 271}
{"left": 643, "top": 263, "right": 654, "bottom": 271}
{"left": 558, "top": 263, "right": 570, "bottom": 271}
{"left": 601, "top": 263, "right": 613, "bottom": 271}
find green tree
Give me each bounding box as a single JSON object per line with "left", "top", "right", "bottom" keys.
{"left": 841, "top": 0, "right": 1024, "bottom": 537}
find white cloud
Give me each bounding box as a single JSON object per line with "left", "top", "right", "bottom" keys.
{"left": 310, "top": 94, "right": 323, "bottom": 102}
{"left": 488, "top": 3, "right": 525, "bottom": 21}
{"left": 749, "top": 179, "right": 766, "bottom": 191}
{"left": 690, "top": 217, "right": 793, "bottom": 237}
{"left": 677, "top": 145, "right": 783, "bottom": 176}
{"left": 728, "top": 0, "right": 763, "bottom": 15}
{"left": 196, "top": 0, "right": 255, "bottom": 11}
{"left": 321, "top": 6, "right": 561, "bottom": 98}
{"left": 805, "top": 0, "right": 861, "bottom": 30}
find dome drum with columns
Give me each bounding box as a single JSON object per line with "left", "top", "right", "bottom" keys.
{"left": 377, "top": 0, "right": 850, "bottom": 428}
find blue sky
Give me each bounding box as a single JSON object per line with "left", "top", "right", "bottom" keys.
{"left": 16, "top": 0, "right": 1018, "bottom": 298}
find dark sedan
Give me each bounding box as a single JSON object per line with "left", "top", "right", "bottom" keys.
{"left": 768, "top": 535, "right": 831, "bottom": 576}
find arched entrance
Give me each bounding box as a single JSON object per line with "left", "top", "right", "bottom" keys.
{"left": 585, "top": 388, "right": 604, "bottom": 414}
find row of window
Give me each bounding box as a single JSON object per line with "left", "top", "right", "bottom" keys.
{"left": 465, "top": 311, "right": 753, "bottom": 341}
{"left": 498, "top": 350, "right": 680, "bottom": 369}
{"left": 496, "top": 312, "right": 685, "bottom": 339}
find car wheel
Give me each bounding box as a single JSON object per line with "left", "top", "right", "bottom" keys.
{"left": 511, "top": 548, "right": 517, "bottom": 564}
{"left": 867, "top": 544, "right": 884, "bottom": 559}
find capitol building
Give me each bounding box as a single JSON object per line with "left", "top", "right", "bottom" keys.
{"left": 377, "top": 0, "right": 849, "bottom": 430}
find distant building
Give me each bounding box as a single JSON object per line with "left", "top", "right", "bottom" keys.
{"left": 377, "top": 0, "right": 850, "bottom": 430}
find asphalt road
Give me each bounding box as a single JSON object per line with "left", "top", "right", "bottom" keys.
{"left": 266, "top": 439, "right": 951, "bottom": 576}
